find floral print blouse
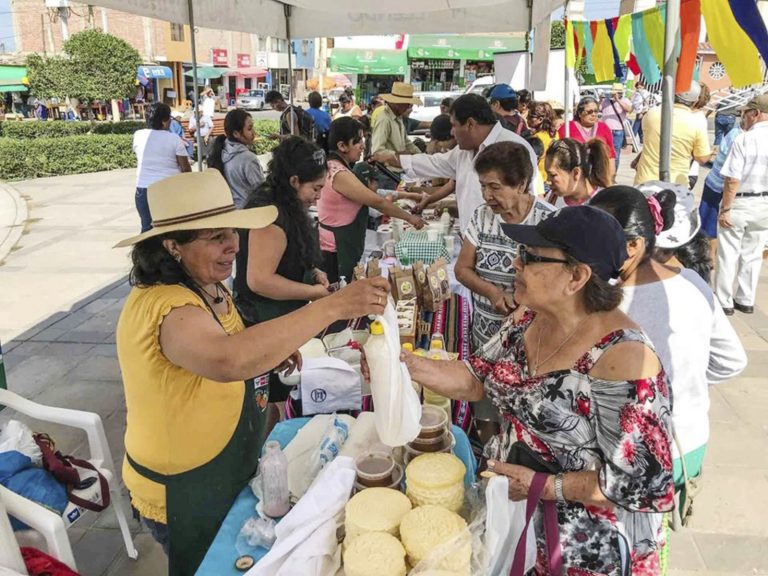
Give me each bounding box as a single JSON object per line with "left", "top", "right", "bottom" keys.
{"left": 467, "top": 312, "right": 675, "bottom": 576}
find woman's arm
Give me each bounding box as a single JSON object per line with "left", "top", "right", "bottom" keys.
{"left": 333, "top": 171, "right": 425, "bottom": 228}
{"left": 177, "top": 155, "right": 192, "bottom": 172}
{"left": 400, "top": 351, "right": 484, "bottom": 401}
{"left": 454, "top": 241, "right": 512, "bottom": 313}
{"left": 160, "top": 277, "right": 390, "bottom": 382}
{"left": 246, "top": 225, "right": 329, "bottom": 301}
{"left": 416, "top": 180, "right": 455, "bottom": 212}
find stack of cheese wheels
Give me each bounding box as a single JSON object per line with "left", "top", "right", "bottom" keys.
{"left": 405, "top": 453, "right": 466, "bottom": 513}
{"left": 344, "top": 532, "right": 407, "bottom": 576}
{"left": 344, "top": 487, "right": 413, "bottom": 544}
{"left": 399, "top": 505, "right": 471, "bottom": 574}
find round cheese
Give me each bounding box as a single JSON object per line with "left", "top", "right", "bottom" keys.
{"left": 345, "top": 487, "right": 412, "bottom": 543}
{"left": 399, "top": 505, "right": 471, "bottom": 573}
{"left": 406, "top": 453, "right": 465, "bottom": 489}
{"left": 406, "top": 480, "right": 465, "bottom": 513}
{"left": 344, "top": 532, "right": 407, "bottom": 576}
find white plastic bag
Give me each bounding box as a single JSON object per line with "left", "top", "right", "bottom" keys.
{"left": 484, "top": 475, "right": 536, "bottom": 576}
{"left": 363, "top": 298, "right": 421, "bottom": 447}
{"left": 0, "top": 420, "right": 42, "bottom": 466}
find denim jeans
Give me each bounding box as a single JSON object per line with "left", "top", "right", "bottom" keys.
{"left": 612, "top": 129, "right": 626, "bottom": 169}
{"left": 714, "top": 114, "right": 736, "bottom": 146}
{"left": 135, "top": 187, "right": 152, "bottom": 232}
{"left": 632, "top": 116, "right": 644, "bottom": 143}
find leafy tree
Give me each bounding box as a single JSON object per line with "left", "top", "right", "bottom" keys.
{"left": 551, "top": 21, "right": 566, "bottom": 49}
{"left": 26, "top": 29, "right": 141, "bottom": 103}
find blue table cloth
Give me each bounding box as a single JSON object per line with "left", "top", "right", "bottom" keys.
{"left": 196, "top": 417, "right": 477, "bottom": 576}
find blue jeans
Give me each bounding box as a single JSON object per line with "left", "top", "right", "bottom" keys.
{"left": 135, "top": 187, "right": 152, "bottom": 232}
{"left": 612, "top": 129, "right": 625, "bottom": 169}
{"left": 632, "top": 116, "right": 644, "bottom": 143}
{"left": 714, "top": 114, "right": 736, "bottom": 146}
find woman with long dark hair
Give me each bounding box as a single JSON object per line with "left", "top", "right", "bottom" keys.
{"left": 591, "top": 185, "right": 746, "bottom": 525}
{"left": 207, "top": 108, "right": 264, "bottom": 208}
{"left": 319, "top": 116, "right": 425, "bottom": 283}
{"left": 233, "top": 137, "right": 330, "bottom": 427}
{"left": 544, "top": 138, "right": 612, "bottom": 208}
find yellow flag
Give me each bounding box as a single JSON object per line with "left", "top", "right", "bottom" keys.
{"left": 614, "top": 14, "right": 632, "bottom": 62}
{"left": 566, "top": 19, "right": 576, "bottom": 69}
{"left": 702, "top": 0, "right": 762, "bottom": 86}
{"left": 592, "top": 21, "right": 615, "bottom": 82}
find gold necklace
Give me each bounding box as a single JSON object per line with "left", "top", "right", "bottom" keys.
{"left": 531, "top": 314, "right": 591, "bottom": 376}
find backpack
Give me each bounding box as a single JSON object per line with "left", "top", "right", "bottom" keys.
{"left": 283, "top": 105, "right": 316, "bottom": 141}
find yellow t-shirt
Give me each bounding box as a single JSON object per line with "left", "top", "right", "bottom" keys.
{"left": 116, "top": 284, "right": 246, "bottom": 523}
{"left": 533, "top": 130, "right": 558, "bottom": 183}
{"left": 635, "top": 104, "right": 711, "bottom": 187}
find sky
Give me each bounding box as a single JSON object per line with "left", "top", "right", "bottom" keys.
{"left": 0, "top": 0, "right": 17, "bottom": 52}
{"left": 552, "top": 0, "right": 622, "bottom": 20}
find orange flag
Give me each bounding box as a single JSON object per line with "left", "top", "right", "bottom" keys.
{"left": 676, "top": 0, "right": 701, "bottom": 93}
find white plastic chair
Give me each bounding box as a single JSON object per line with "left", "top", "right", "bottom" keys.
{"left": 0, "top": 490, "right": 28, "bottom": 574}
{"left": 0, "top": 389, "right": 139, "bottom": 570}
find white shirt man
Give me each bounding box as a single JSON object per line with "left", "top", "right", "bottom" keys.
{"left": 715, "top": 95, "right": 768, "bottom": 314}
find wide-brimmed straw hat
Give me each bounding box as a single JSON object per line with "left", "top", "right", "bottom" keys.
{"left": 380, "top": 82, "right": 423, "bottom": 106}
{"left": 114, "top": 171, "right": 277, "bottom": 248}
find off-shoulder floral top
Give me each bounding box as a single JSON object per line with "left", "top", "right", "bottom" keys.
{"left": 467, "top": 311, "right": 675, "bottom": 576}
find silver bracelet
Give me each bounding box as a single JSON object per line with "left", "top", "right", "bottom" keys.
{"left": 554, "top": 473, "right": 566, "bottom": 503}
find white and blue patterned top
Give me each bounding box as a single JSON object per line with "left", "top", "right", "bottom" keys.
{"left": 464, "top": 198, "right": 555, "bottom": 351}
{"left": 704, "top": 125, "right": 742, "bottom": 193}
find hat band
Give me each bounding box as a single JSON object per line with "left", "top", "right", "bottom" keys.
{"left": 152, "top": 204, "right": 235, "bottom": 227}
{"left": 390, "top": 90, "right": 414, "bottom": 99}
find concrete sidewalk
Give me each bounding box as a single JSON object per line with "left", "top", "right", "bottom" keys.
{"left": 1, "top": 161, "right": 767, "bottom": 575}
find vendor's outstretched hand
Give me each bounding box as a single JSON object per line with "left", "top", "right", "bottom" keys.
{"left": 486, "top": 460, "right": 550, "bottom": 502}
{"left": 277, "top": 350, "right": 302, "bottom": 376}
{"left": 331, "top": 277, "right": 389, "bottom": 319}
{"left": 369, "top": 151, "right": 396, "bottom": 165}
{"left": 408, "top": 215, "right": 427, "bottom": 230}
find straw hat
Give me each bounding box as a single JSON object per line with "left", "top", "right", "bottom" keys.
{"left": 611, "top": 83, "right": 625, "bottom": 92}
{"left": 380, "top": 82, "right": 423, "bottom": 106}
{"left": 114, "top": 171, "right": 277, "bottom": 248}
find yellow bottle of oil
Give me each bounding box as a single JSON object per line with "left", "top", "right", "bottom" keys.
{"left": 423, "top": 336, "right": 452, "bottom": 419}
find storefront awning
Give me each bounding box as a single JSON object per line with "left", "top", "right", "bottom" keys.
{"left": 0, "top": 66, "right": 28, "bottom": 92}
{"left": 407, "top": 35, "right": 526, "bottom": 61}
{"left": 137, "top": 65, "right": 173, "bottom": 79}
{"left": 227, "top": 67, "right": 268, "bottom": 78}
{"left": 329, "top": 49, "right": 407, "bottom": 75}
{"left": 184, "top": 66, "right": 230, "bottom": 80}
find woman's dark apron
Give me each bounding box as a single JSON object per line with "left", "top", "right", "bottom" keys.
{"left": 126, "top": 380, "right": 264, "bottom": 575}
{"left": 320, "top": 205, "right": 369, "bottom": 283}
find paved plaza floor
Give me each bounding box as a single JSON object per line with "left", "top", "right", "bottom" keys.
{"left": 0, "top": 155, "right": 766, "bottom": 575}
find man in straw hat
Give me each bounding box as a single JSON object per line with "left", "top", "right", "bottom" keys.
{"left": 599, "top": 83, "right": 632, "bottom": 169}
{"left": 370, "top": 81, "right": 423, "bottom": 189}
{"left": 113, "top": 170, "right": 389, "bottom": 575}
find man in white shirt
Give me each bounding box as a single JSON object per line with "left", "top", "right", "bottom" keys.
{"left": 370, "top": 94, "right": 540, "bottom": 235}
{"left": 715, "top": 94, "right": 768, "bottom": 315}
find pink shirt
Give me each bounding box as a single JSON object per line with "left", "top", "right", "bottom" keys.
{"left": 558, "top": 120, "right": 616, "bottom": 159}
{"left": 318, "top": 159, "right": 362, "bottom": 252}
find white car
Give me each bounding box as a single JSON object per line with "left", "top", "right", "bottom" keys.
{"left": 410, "top": 91, "right": 463, "bottom": 123}
{"left": 236, "top": 89, "right": 266, "bottom": 111}
{"left": 464, "top": 75, "right": 495, "bottom": 96}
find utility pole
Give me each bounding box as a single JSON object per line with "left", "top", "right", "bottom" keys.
{"left": 59, "top": 6, "right": 69, "bottom": 41}
{"left": 88, "top": 5, "right": 95, "bottom": 28}
{"left": 40, "top": 14, "right": 47, "bottom": 55}
{"left": 101, "top": 8, "right": 108, "bottom": 32}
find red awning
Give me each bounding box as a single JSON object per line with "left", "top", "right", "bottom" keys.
{"left": 228, "top": 67, "right": 268, "bottom": 77}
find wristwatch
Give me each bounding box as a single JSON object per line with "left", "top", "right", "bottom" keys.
{"left": 554, "top": 473, "right": 566, "bottom": 504}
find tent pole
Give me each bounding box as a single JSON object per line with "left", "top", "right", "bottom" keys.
{"left": 659, "top": 0, "right": 680, "bottom": 182}
{"left": 187, "top": 0, "right": 204, "bottom": 171}
{"left": 564, "top": 1, "right": 571, "bottom": 138}
{"left": 284, "top": 3, "right": 295, "bottom": 135}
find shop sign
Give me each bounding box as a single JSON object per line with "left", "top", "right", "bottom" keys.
{"left": 255, "top": 52, "right": 268, "bottom": 68}
{"left": 237, "top": 53, "right": 251, "bottom": 68}
{"left": 212, "top": 48, "right": 228, "bottom": 66}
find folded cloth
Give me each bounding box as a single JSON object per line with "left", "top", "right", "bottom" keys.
{"left": 300, "top": 358, "right": 362, "bottom": 415}
{"left": 395, "top": 230, "right": 449, "bottom": 265}
{"left": 247, "top": 456, "right": 356, "bottom": 576}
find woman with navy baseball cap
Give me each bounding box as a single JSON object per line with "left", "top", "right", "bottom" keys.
{"left": 402, "top": 205, "right": 675, "bottom": 575}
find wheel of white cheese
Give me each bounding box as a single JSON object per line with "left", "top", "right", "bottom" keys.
{"left": 344, "top": 487, "right": 413, "bottom": 543}
{"left": 399, "top": 505, "right": 471, "bottom": 574}
{"left": 343, "top": 532, "right": 407, "bottom": 576}
{"left": 405, "top": 453, "right": 466, "bottom": 512}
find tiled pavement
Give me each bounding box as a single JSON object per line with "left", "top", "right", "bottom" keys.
{"left": 1, "top": 154, "right": 767, "bottom": 575}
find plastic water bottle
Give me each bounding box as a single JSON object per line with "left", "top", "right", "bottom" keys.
{"left": 260, "top": 441, "right": 290, "bottom": 518}
{"left": 423, "top": 336, "right": 452, "bottom": 418}
{"left": 440, "top": 208, "right": 451, "bottom": 236}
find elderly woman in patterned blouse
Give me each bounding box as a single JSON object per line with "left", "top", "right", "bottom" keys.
{"left": 402, "top": 205, "right": 675, "bottom": 576}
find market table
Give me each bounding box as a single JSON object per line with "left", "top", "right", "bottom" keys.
{"left": 196, "top": 417, "right": 477, "bottom": 576}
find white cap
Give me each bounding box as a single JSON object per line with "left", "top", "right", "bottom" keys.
{"left": 637, "top": 180, "right": 700, "bottom": 248}
{"left": 676, "top": 80, "right": 701, "bottom": 105}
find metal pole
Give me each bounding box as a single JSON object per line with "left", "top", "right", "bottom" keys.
{"left": 564, "top": 2, "right": 571, "bottom": 138}
{"left": 284, "top": 3, "right": 295, "bottom": 135}
{"left": 659, "top": 0, "right": 680, "bottom": 182}
{"left": 187, "top": 0, "right": 204, "bottom": 171}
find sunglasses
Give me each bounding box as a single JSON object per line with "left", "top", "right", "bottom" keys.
{"left": 519, "top": 245, "right": 570, "bottom": 267}
{"left": 582, "top": 109, "right": 598, "bottom": 115}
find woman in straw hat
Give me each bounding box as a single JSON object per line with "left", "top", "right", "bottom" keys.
{"left": 114, "top": 170, "right": 388, "bottom": 575}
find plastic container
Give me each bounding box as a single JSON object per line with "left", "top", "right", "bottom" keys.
{"left": 403, "top": 432, "right": 454, "bottom": 465}
{"left": 409, "top": 430, "right": 451, "bottom": 453}
{"left": 355, "top": 452, "right": 397, "bottom": 488}
{"left": 259, "top": 441, "right": 290, "bottom": 518}
{"left": 419, "top": 404, "right": 449, "bottom": 440}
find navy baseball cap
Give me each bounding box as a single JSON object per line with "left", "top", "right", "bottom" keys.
{"left": 488, "top": 84, "right": 517, "bottom": 101}
{"left": 501, "top": 206, "right": 628, "bottom": 281}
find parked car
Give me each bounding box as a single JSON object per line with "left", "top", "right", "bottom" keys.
{"left": 464, "top": 75, "right": 496, "bottom": 96}
{"left": 410, "top": 91, "right": 463, "bottom": 123}
{"left": 236, "top": 89, "right": 266, "bottom": 111}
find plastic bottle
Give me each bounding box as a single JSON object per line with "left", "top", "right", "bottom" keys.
{"left": 339, "top": 276, "right": 347, "bottom": 289}
{"left": 423, "top": 336, "right": 452, "bottom": 418}
{"left": 402, "top": 343, "right": 421, "bottom": 395}
{"left": 440, "top": 208, "right": 451, "bottom": 235}
{"left": 259, "top": 441, "right": 290, "bottom": 518}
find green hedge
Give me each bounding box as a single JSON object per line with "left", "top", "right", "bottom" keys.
{"left": 0, "top": 120, "right": 147, "bottom": 139}
{"left": 0, "top": 134, "right": 135, "bottom": 180}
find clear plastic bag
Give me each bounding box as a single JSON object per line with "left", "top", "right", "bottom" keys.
{"left": 236, "top": 515, "right": 277, "bottom": 554}
{"left": 0, "top": 420, "right": 42, "bottom": 466}
{"left": 408, "top": 483, "right": 488, "bottom": 576}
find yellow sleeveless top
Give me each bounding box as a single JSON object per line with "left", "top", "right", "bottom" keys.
{"left": 116, "top": 284, "right": 246, "bottom": 523}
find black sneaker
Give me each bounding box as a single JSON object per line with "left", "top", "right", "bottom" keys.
{"left": 734, "top": 302, "right": 754, "bottom": 314}
{"left": 723, "top": 307, "right": 734, "bottom": 316}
